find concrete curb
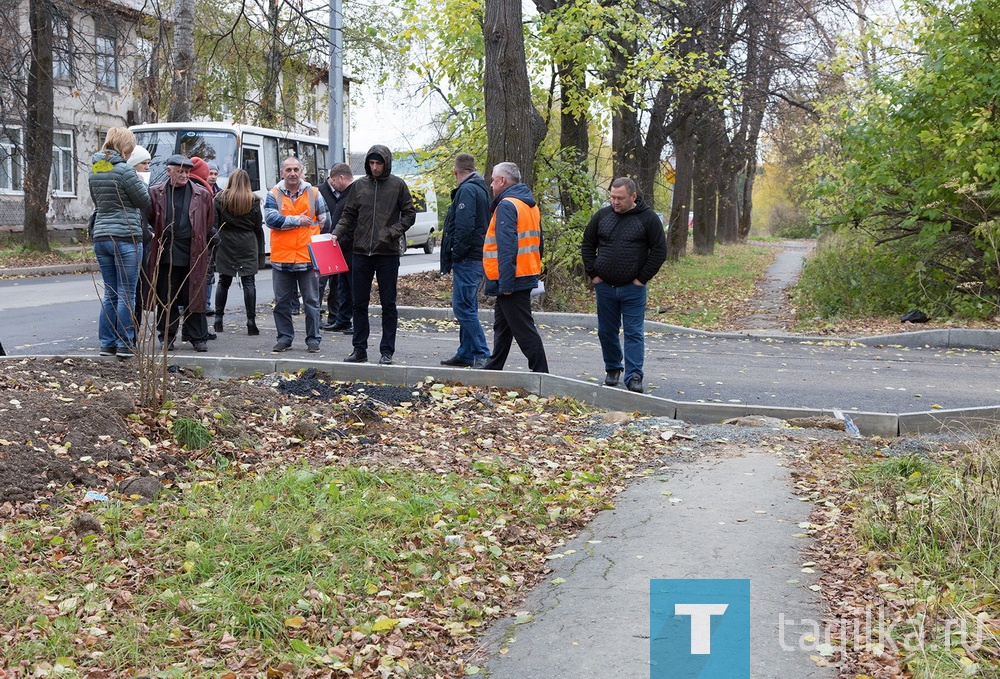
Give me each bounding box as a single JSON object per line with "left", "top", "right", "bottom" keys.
{"left": 390, "top": 306, "right": 1000, "bottom": 351}
{"left": 5, "top": 352, "right": 993, "bottom": 437}
{"left": 0, "top": 262, "right": 100, "bottom": 277}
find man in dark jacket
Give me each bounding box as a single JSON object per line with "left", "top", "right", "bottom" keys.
{"left": 581, "top": 176, "right": 667, "bottom": 393}
{"left": 439, "top": 153, "right": 491, "bottom": 368}
{"left": 317, "top": 163, "right": 355, "bottom": 332}
{"left": 481, "top": 162, "right": 548, "bottom": 373}
{"left": 146, "top": 154, "right": 216, "bottom": 352}
{"left": 332, "top": 145, "right": 416, "bottom": 365}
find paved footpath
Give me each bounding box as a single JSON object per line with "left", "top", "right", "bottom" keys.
{"left": 474, "top": 449, "right": 838, "bottom": 678}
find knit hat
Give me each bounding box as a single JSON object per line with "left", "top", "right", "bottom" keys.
{"left": 128, "top": 145, "right": 151, "bottom": 168}
{"left": 206, "top": 161, "right": 219, "bottom": 172}
{"left": 190, "top": 157, "right": 210, "bottom": 182}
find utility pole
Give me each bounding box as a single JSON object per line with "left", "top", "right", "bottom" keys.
{"left": 327, "top": 0, "right": 344, "bottom": 164}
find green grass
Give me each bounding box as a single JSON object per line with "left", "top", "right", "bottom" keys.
{"left": 542, "top": 242, "right": 775, "bottom": 329}
{"left": 0, "top": 243, "right": 95, "bottom": 268}
{"left": 848, "top": 443, "right": 1000, "bottom": 676}
{"left": 0, "top": 453, "right": 617, "bottom": 675}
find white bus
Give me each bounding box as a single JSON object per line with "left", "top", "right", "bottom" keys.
{"left": 130, "top": 121, "right": 330, "bottom": 193}
{"left": 129, "top": 122, "right": 438, "bottom": 254}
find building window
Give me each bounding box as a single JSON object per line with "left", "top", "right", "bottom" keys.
{"left": 0, "top": 128, "right": 24, "bottom": 193}
{"left": 53, "top": 11, "right": 73, "bottom": 80}
{"left": 51, "top": 131, "right": 74, "bottom": 195}
{"left": 95, "top": 26, "right": 118, "bottom": 90}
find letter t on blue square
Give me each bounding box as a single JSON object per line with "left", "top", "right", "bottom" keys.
{"left": 650, "top": 579, "right": 750, "bottom": 679}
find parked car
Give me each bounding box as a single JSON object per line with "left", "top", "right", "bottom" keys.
{"left": 400, "top": 176, "right": 439, "bottom": 254}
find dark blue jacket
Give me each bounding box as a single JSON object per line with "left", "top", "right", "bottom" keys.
{"left": 440, "top": 171, "right": 489, "bottom": 274}
{"left": 484, "top": 182, "right": 541, "bottom": 296}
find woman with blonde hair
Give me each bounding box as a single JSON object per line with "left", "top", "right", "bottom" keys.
{"left": 88, "top": 126, "right": 150, "bottom": 358}
{"left": 213, "top": 168, "right": 265, "bottom": 335}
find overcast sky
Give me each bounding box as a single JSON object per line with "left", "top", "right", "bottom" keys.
{"left": 347, "top": 75, "right": 441, "bottom": 154}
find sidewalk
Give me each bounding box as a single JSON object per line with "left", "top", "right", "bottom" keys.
{"left": 475, "top": 450, "right": 838, "bottom": 678}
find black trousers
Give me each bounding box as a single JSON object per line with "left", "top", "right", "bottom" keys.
{"left": 317, "top": 274, "right": 340, "bottom": 321}
{"left": 155, "top": 264, "right": 208, "bottom": 343}
{"left": 483, "top": 289, "right": 548, "bottom": 373}
{"left": 215, "top": 274, "right": 257, "bottom": 320}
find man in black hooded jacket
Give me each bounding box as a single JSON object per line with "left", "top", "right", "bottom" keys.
{"left": 332, "top": 145, "right": 415, "bottom": 365}
{"left": 581, "top": 177, "right": 667, "bottom": 393}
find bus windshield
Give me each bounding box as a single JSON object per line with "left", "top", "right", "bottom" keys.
{"left": 133, "top": 129, "right": 239, "bottom": 186}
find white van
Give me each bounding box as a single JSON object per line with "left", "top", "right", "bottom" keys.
{"left": 400, "top": 174, "right": 438, "bottom": 254}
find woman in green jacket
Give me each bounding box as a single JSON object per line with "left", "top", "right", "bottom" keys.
{"left": 88, "top": 127, "right": 150, "bottom": 359}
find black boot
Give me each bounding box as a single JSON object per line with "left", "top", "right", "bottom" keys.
{"left": 242, "top": 277, "right": 259, "bottom": 335}
{"left": 214, "top": 285, "right": 228, "bottom": 333}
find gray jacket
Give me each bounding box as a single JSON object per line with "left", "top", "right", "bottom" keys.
{"left": 88, "top": 150, "right": 150, "bottom": 239}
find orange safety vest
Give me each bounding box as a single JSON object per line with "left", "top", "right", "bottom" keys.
{"left": 269, "top": 186, "right": 320, "bottom": 264}
{"left": 483, "top": 197, "right": 542, "bottom": 281}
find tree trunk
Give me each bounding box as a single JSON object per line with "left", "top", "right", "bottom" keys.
{"left": 168, "top": 0, "right": 194, "bottom": 121}
{"left": 691, "top": 179, "right": 716, "bottom": 255}
{"left": 716, "top": 170, "right": 740, "bottom": 243}
{"left": 738, "top": 155, "right": 757, "bottom": 240}
{"left": 668, "top": 118, "right": 693, "bottom": 261}
{"left": 138, "top": 28, "right": 166, "bottom": 123}
{"left": 260, "top": 0, "right": 282, "bottom": 128}
{"left": 24, "top": 0, "right": 53, "bottom": 252}
{"left": 557, "top": 59, "right": 590, "bottom": 219}
{"left": 483, "top": 0, "right": 546, "bottom": 189}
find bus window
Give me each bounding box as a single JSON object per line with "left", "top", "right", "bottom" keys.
{"left": 278, "top": 139, "right": 296, "bottom": 168}
{"left": 299, "top": 143, "right": 317, "bottom": 184}
{"left": 317, "top": 145, "right": 328, "bottom": 181}
{"left": 178, "top": 130, "right": 238, "bottom": 177}
{"left": 264, "top": 138, "right": 278, "bottom": 189}
{"left": 242, "top": 148, "right": 261, "bottom": 192}
{"left": 133, "top": 130, "right": 178, "bottom": 185}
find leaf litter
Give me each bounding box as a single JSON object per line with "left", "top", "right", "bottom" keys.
{"left": 0, "top": 356, "right": 983, "bottom": 677}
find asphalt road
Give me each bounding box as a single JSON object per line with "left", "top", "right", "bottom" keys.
{"left": 3, "top": 251, "right": 1000, "bottom": 415}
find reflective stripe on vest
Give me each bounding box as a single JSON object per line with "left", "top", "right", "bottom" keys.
{"left": 483, "top": 197, "right": 542, "bottom": 281}
{"left": 270, "top": 186, "right": 320, "bottom": 264}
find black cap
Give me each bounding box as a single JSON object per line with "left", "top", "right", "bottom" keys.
{"left": 165, "top": 154, "right": 194, "bottom": 168}
{"left": 366, "top": 153, "right": 382, "bottom": 163}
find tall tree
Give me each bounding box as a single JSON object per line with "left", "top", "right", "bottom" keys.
{"left": 168, "top": 0, "right": 195, "bottom": 120}
{"left": 24, "top": 0, "right": 54, "bottom": 251}
{"left": 483, "top": 0, "right": 545, "bottom": 189}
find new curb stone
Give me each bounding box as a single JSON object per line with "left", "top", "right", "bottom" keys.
{"left": 13, "top": 353, "right": 980, "bottom": 437}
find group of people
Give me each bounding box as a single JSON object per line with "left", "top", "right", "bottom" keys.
{"left": 88, "top": 126, "right": 265, "bottom": 355}
{"left": 90, "top": 129, "right": 667, "bottom": 393}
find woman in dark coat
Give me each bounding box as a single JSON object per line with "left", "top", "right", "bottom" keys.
{"left": 213, "top": 168, "right": 265, "bottom": 335}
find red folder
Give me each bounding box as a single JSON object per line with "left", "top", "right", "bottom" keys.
{"left": 308, "top": 235, "right": 349, "bottom": 275}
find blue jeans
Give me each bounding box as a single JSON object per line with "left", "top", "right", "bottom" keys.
{"left": 451, "top": 258, "right": 489, "bottom": 361}
{"left": 95, "top": 239, "right": 142, "bottom": 351}
{"left": 351, "top": 253, "right": 399, "bottom": 355}
{"left": 595, "top": 281, "right": 647, "bottom": 382}
{"left": 272, "top": 268, "right": 320, "bottom": 345}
